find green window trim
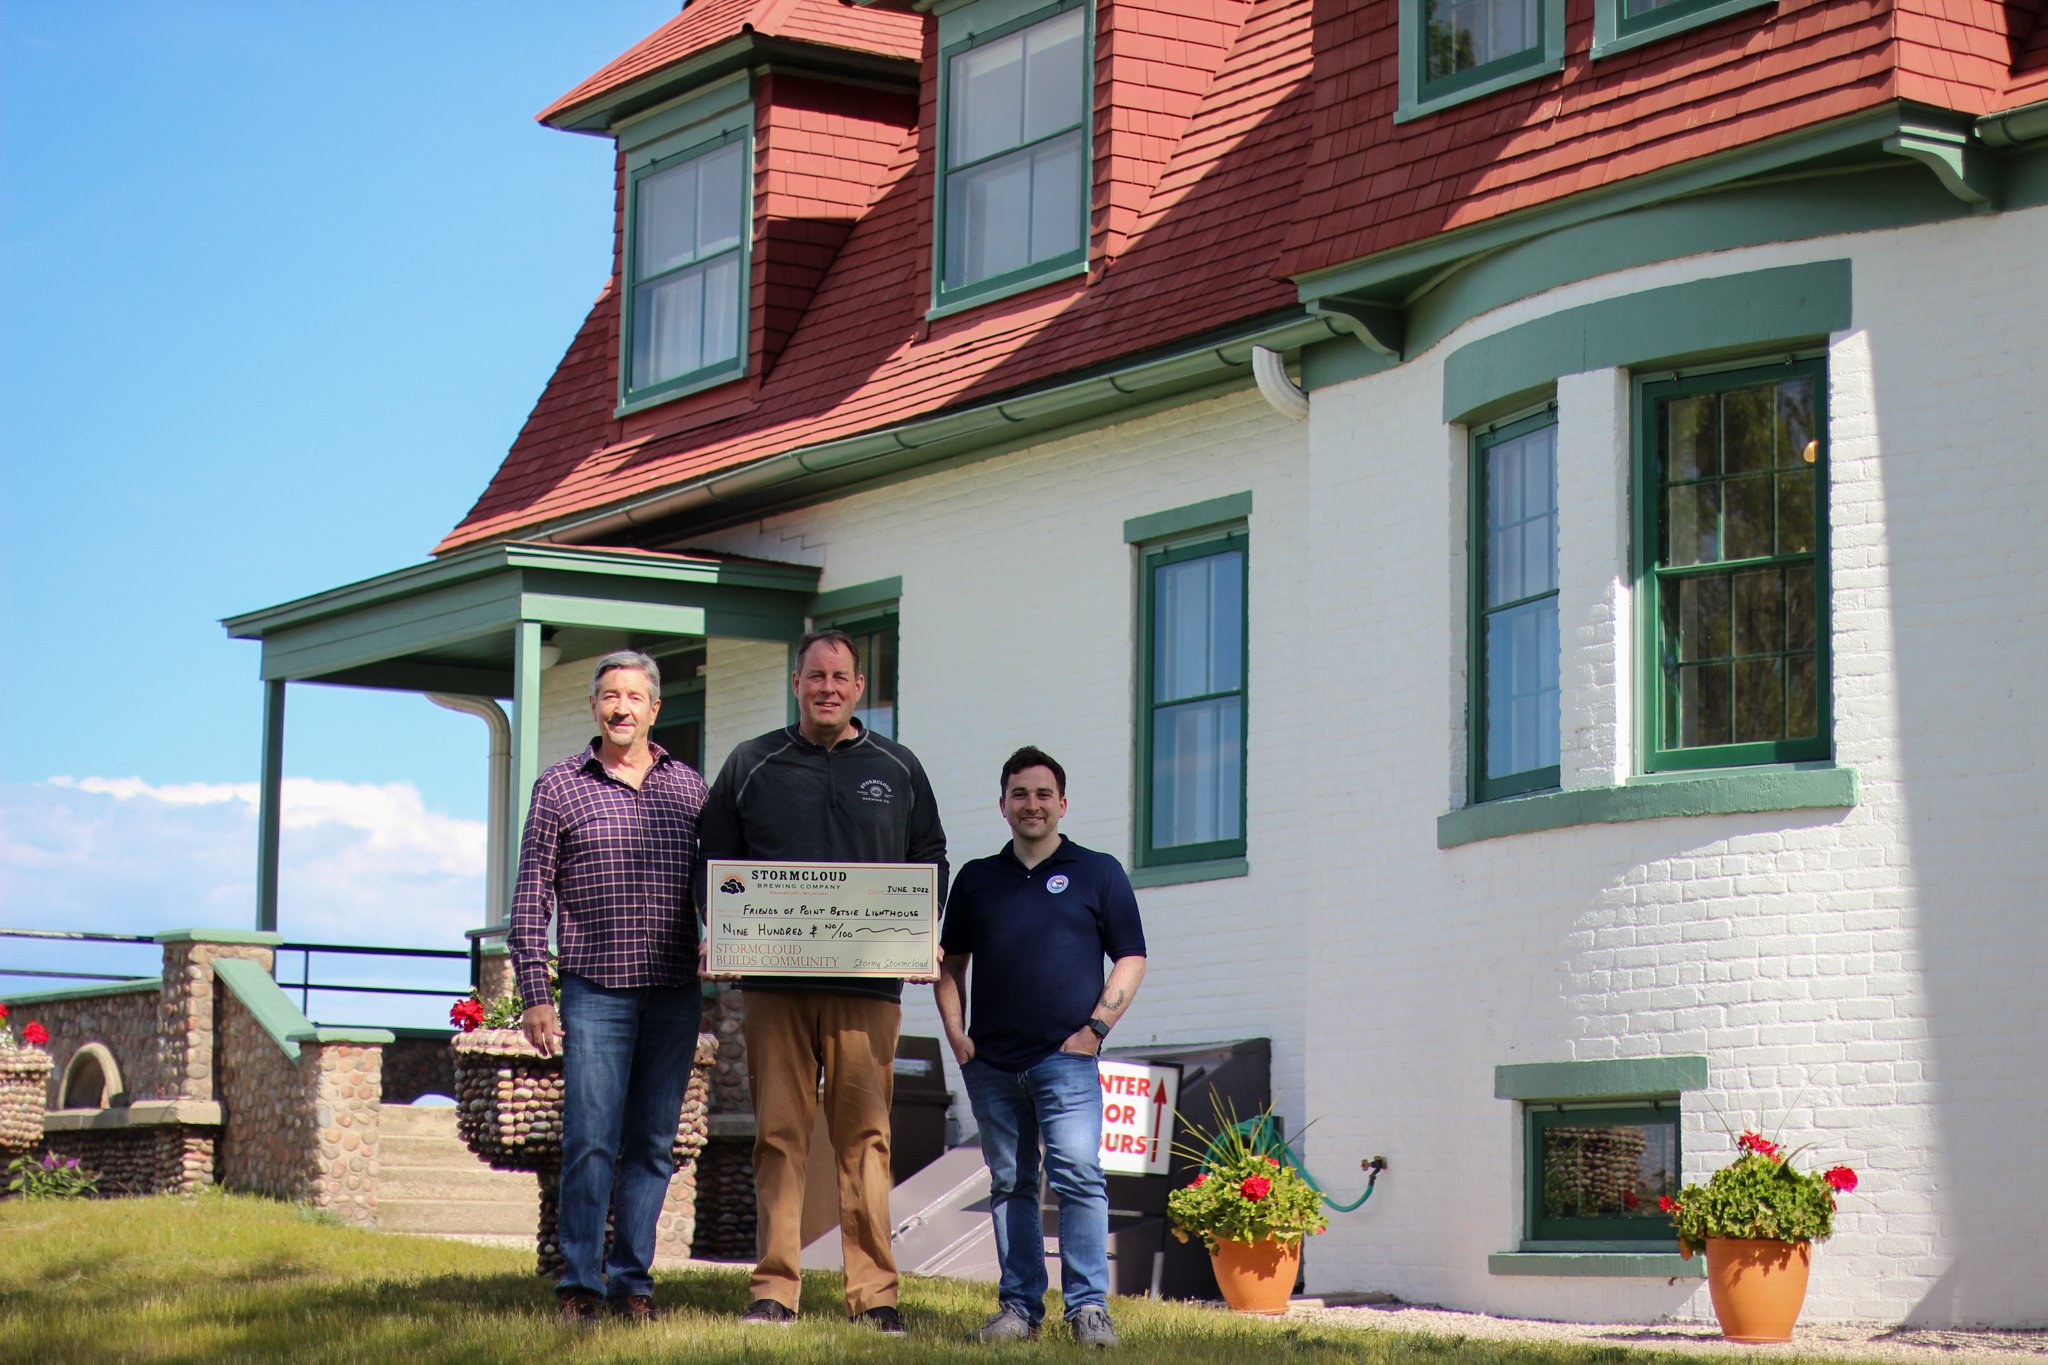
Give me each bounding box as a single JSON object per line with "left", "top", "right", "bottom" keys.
{"left": 1397, "top": 0, "right": 1565, "bottom": 124}
{"left": 618, "top": 101, "right": 756, "bottom": 412}
{"left": 1593, "top": 0, "right": 1776, "bottom": 58}
{"left": 1123, "top": 492, "right": 1253, "bottom": 546}
{"left": 1438, "top": 763, "right": 1856, "bottom": 847}
{"left": 1496, "top": 1056, "right": 1708, "bottom": 1101}
{"left": 1136, "top": 529, "right": 1249, "bottom": 870}
{"left": 1635, "top": 357, "right": 1832, "bottom": 773}
{"left": 1524, "top": 1102, "right": 1683, "bottom": 1244}
{"left": 1127, "top": 856, "right": 1249, "bottom": 889}
{"left": 1470, "top": 407, "right": 1561, "bottom": 803}
{"left": 933, "top": 0, "right": 1093, "bottom": 312}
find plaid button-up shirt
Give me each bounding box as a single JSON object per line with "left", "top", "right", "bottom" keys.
{"left": 509, "top": 739, "right": 709, "bottom": 1009}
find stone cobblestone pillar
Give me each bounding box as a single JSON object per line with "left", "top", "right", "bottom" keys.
{"left": 300, "top": 1040, "right": 382, "bottom": 1229}
{"left": 156, "top": 930, "right": 281, "bottom": 1105}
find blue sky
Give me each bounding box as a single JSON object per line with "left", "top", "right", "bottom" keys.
{"left": 1, "top": 1, "right": 676, "bottom": 1015}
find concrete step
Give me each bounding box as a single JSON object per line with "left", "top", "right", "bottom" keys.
{"left": 378, "top": 1133, "right": 506, "bottom": 1168}
{"left": 378, "top": 1165, "right": 540, "bottom": 1201}
{"left": 380, "top": 1103, "right": 461, "bottom": 1138}
{"left": 379, "top": 1199, "right": 542, "bottom": 1236}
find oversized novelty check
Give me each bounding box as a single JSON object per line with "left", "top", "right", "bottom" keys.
{"left": 705, "top": 860, "right": 940, "bottom": 978}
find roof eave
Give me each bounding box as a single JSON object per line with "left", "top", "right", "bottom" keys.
{"left": 541, "top": 33, "right": 920, "bottom": 136}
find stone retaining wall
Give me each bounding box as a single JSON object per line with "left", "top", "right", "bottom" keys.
{"left": 16, "top": 989, "right": 160, "bottom": 1107}
{"left": 41, "top": 1126, "right": 212, "bottom": 1196}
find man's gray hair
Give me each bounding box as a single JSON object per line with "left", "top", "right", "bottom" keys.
{"left": 589, "top": 650, "right": 662, "bottom": 702}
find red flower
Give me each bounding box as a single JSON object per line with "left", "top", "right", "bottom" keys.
{"left": 1240, "top": 1175, "right": 1272, "bottom": 1202}
{"left": 0, "top": 1003, "right": 9, "bottom": 1019}
{"left": 1622, "top": 1189, "right": 1639, "bottom": 1209}
{"left": 21, "top": 1021, "right": 48, "bottom": 1046}
{"left": 1191, "top": 1172, "right": 1208, "bottom": 1188}
{"left": 1824, "top": 1166, "right": 1859, "bottom": 1193}
{"left": 1737, "top": 1131, "right": 1781, "bottom": 1160}
{"left": 1658, "top": 1195, "right": 1679, "bottom": 1214}
{"left": 449, "top": 997, "right": 485, "bottom": 1032}
{"left": 1265, "top": 1155, "right": 1281, "bottom": 1167}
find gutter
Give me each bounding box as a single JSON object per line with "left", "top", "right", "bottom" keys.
{"left": 531, "top": 311, "right": 1347, "bottom": 547}
{"left": 1977, "top": 96, "right": 2048, "bottom": 150}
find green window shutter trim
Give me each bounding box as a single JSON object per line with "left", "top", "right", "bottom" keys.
{"left": 1489, "top": 1252, "right": 1704, "bottom": 1277}
{"left": 1441, "top": 260, "right": 1851, "bottom": 423}
{"left": 809, "top": 576, "right": 903, "bottom": 622}
{"left": 1123, "top": 492, "right": 1253, "bottom": 544}
{"left": 1438, "top": 765, "right": 1857, "bottom": 847}
{"left": 1495, "top": 1056, "right": 1708, "bottom": 1101}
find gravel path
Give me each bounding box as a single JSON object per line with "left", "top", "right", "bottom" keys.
{"left": 1285, "top": 1299, "right": 2048, "bottom": 1363}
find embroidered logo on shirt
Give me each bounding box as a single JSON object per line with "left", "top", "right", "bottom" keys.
{"left": 1046, "top": 874, "right": 1071, "bottom": 894}
{"left": 857, "top": 778, "right": 894, "bottom": 804}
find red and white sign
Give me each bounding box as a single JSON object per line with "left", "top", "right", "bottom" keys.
{"left": 1097, "top": 1059, "right": 1180, "bottom": 1176}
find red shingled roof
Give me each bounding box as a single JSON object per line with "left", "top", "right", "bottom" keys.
{"left": 538, "top": 0, "right": 921, "bottom": 126}
{"left": 446, "top": 0, "right": 2043, "bottom": 552}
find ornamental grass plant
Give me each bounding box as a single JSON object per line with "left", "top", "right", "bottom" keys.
{"left": 1664, "top": 1127, "right": 1860, "bottom": 1256}
{"left": 1166, "top": 1101, "right": 1328, "bottom": 1250}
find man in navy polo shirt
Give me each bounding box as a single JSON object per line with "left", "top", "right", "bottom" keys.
{"left": 936, "top": 746, "right": 1147, "bottom": 1348}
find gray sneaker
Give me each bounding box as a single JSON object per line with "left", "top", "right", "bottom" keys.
{"left": 971, "top": 1305, "right": 1041, "bottom": 1342}
{"left": 1070, "top": 1304, "right": 1119, "bottom": 1348}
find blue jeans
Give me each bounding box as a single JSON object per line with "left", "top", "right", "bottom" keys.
{"left": 557, "top": 972, "right": 701, "bottom": 1298}
{"left": 962, "top": 1052, "right": 1108, "bottom": 1322}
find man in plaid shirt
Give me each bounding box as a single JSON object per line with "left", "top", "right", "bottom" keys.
{"left": 511, "top": 649, "right": 708, "bottom": 1325}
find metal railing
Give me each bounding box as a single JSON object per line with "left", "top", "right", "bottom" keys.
{"left": 0, "top": 926, "right": 488, "bottom": 1025}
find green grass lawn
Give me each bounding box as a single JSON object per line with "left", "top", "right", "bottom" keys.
{"left": 0, "top": 1193, "right": 1831, "bottom": 1364}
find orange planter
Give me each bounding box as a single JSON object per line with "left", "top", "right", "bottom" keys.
{"left": 1703, "top": 1237, "right": 1812, "bottom": 1343}
{"left": 1208, "top": 1237, "right": 1301, "bottom": 1314}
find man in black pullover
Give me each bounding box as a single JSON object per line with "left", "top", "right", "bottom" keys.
{"left": 699, "top": 628, "right": 948, "bottom": 1333}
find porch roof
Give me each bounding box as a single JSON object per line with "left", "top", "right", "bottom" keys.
{"left": 221, "top": 541, "right": 820, "bottom": 698}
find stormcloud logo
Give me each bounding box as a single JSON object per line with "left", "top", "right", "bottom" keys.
{"left": 719, "top": 875, "right": 746, "bottom": 894}
{"left": 856, "top": 778, "right": 893, "bottom": 805}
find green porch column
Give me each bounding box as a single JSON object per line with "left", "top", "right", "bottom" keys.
{"left": 508, "top": 620, "right": 545, "bottom": 903}
{"left": 255, "top": 679, "right": 286, "bottom": 932}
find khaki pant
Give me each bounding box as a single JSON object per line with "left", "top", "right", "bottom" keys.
{"left": 744, "top": 990, "right": 900, "bottom": 1315}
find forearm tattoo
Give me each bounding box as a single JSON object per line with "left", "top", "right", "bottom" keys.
{"left": 1097, "top": 987, "right": 1127, "bottom": 1015}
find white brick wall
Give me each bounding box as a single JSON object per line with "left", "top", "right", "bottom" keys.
{"left": 570, "top": 202, "right": 2044, "bottom": 1329}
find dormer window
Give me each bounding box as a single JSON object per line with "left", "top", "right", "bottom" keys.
{"left": 935, "top": 0, "right": 1089, "bottom": 311}
{"left": 618, "top": 86, "right": 755, "bottom": 410}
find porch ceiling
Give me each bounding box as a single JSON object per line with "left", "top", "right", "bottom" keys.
{"left": 222, "top": 542, "right": 820, "bottom": 698}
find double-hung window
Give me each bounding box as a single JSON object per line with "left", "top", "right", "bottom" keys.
{"left": 1400, "top": 0, "right": 1563, "bottom": 119}
{"left": 1592, "top": 0, "right": 1778, "bottom": 57}
{"left": 840, "top": 612, "right": 900, "bottom": 740}
{"left": 1637, "top": 359, "right": 1829, "bottom": 771}
{"left": 622, "top": 115, "right": 750, "bottom": 406}
{"left": 1471, "top": 411, "right": 1560, "bottom": 801}
{"left": 937, "top": 1, "right": 1089, "bottom": 308}
{"left": 1138, "top": 533, "right": 1247, "bottom": 868}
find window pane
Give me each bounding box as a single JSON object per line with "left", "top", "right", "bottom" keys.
{"left": 1152, "top": 697, "right": 1242, "bottom": 849}
{"left": 1732, "top": 566, "right": 1782, "bottom": 657}
{"left": 1539, "top": 1120, "right": 1679, "bottom": 1222}
{"left": 1154, "top": 551, "right": 1243, "bottom": 702}
{"left": 1722, "top": 385, "right": 1773, "bottom": 474}
{"left": 1665, "top": 482, "right": 1719, "bottom": 566}
{"left": 1486, "top": 595, "right": 1559, "bottom": 778}
{"left": 633, "top": 270, "right": 704, "bottom": 388}
{"left": 1776, "top": 377, "right": 1815, "bottom": 467}
{"left": 1666, "top": 394, "right": 1716, "bottom": 481}
{"left": 951, "top": 30, "right": 1026, "bottom": 165}
{"left": 1485, "top": 425, "right": 1556, "bottom": 607}
{"left": 1663, "top": 573, "right": 1729, "bottom": 663}
{"left": 1776, "top": 471, "right": 1816, "bottom": 554}
{"left": 1733, "top": 656, "right": 1784, "bottom": 743}
{"left": 1785, "top": 565, "right": 1816, "bottom": 651}
{"left": 1426, "top": 0, "right": 1538, "bottom": 77}
{"left": 637, "top": 161, "right": 700, "bottom": 277}
{"left": 1021, "top": 8, "right": 1087, "bottom": 144}
{"left": 1786, "top": 654, "right": 1819, "bottom": 737}
{"left": 1028, "top": 132, "right": 1085, "bottom": 263}
{"left": 948, "top": 150, "right": 1034, "bottom": 285}
{"left": 700, "top": 254, "right": 742, "bottom": 368}
{"left": 1723, "top": 475, "right": 1772, "bottom": 561}
{"left": 851, "top": 624, "right": 898, "bottom": 740}
{"left": 1675, "top": 661, "right": 1730, "bottom": 747}
{"left": 696, "top": 142, "right": 746, "bottom": 257}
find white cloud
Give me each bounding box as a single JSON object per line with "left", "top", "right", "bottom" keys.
{"left": 3, "top": 776, "right": 486, "bottom": 954}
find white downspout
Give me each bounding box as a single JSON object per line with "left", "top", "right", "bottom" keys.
{"left": 426, "top": 694, "right": 512, "bottom": 926}
{"left": 1252, "top": 345, "right": 1309, "bottom": 421}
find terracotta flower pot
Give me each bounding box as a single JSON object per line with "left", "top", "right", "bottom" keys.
{"left": 1209, "top": 1237, "right": 1301, "bottom": 1314}
{"left": 1703, "top": 1237, "right": 1811, "bottom": 1343}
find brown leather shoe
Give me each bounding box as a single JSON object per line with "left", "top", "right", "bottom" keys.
{"left": 556, "top": 1288, "right": 602, "bottom": 1324}
{"left": 609, "top": 1293, "right": 659, "bottom": 1324}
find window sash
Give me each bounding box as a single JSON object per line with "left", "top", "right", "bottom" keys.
{"left": 1526, "top": 1103, "right": 1682, "bottom": 1243}
{"left": 1637, "top": 360, "right": 1830, "bottom": 772}
{"left": 834, "top": 611, "right": 900, "bottom": 741}
{"left": 1421, "top": 0, "right": 1545, "bottom": 98}
{"left": 623, "top": 131, "right": 749, "bottom": 399}
{"left": 1471, "top": 412, "right": 1560, "bottom": 802}
{"left": 938, "top": 2, "right": 1090, "bottom": 300}
{"left": 1139, "top": 534, "right": 1248, "bottom": 866}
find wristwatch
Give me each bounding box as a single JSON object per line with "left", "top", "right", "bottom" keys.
{"left": 1084, "top": 1017, "right": 1111, "bottom": 1041}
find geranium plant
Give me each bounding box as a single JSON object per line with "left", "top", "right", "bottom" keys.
{"left": 1167, "top": 1102, "right": 1329, "bottom": 1251}
{"left": 1664, "top": 1128, "right": 1859, "bottom": 1256}
{"left": 449, "top": 957, "right": 558, "bottom": 1033}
